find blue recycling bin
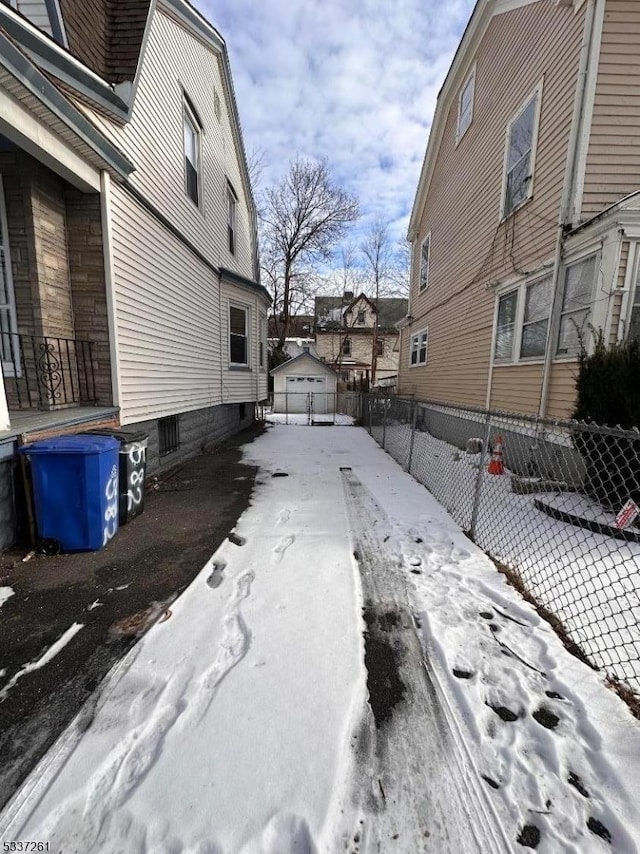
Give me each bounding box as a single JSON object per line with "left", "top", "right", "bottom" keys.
{"left": 19, "top": 435, "right": 120, "bottom": 552}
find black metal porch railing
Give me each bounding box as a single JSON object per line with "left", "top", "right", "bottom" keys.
{"left": 1, "top": 331, "right": 97, "bottom": 410}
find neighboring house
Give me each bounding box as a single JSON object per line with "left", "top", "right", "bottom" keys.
{"left": 268, "top": 314, "right": 314, "bottom": 340}
{"left": 399, "top": 0, "right": 640, "bottom": 419}
{"left": 267, "top": 338, "right": 319, "bottom": 360}
{"left": 0, "top": 0, "right": 269, "bottom": 546}
{"left": 315, "top": 292, "right": 408, "bottom": 384}
{"left": 270, "top": 352, "right": 338, "bottom": 415}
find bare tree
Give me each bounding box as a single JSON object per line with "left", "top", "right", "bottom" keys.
{"left": 260, "top": 156, "right": 359, "bottom": 350}
{"left": 361, "top": 219, "right": 394, "bottom": 382}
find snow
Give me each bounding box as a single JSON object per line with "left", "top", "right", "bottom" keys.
{"left": 383, "top": 422, "right": 640, "bottom": 689}
{"left": 0, "top": 586, "right": 14, "bottom": 609}
{"left": 1, "top": 426, "right": 639, "bottom": 853}
{"left": 0, "top": 623, "right": 84, "bottom": 703}
{"left": 264, "top": 411, "right": 355, "bottom": 426}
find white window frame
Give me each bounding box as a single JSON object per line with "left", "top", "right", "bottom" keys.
{"left": 341, "top": 337, "right": 352, "bottom": 357}
{"left": 493, "top": 288, "right": 519, "bottom": 363}
{"left": 492, "top": 271, "right": 552, "bottom": 365}
{"left": 183, "top": 98, "right": 202, "bottom": 209}
{"left": 229, "top": 302, "right": 250, "bottom": 367}
{"left": 227, "top": 182, "right": 237, "bottom": 255}
{"left": 555, "top": 253, "right": 598, "bottom": 358}
{"left": 409, "top": 328, "right": 428, "bottom": 367}
{"left": 456, "top": 65, "right": 476, "bottom": 143}
{"left": 501, "top": 81, "right": 543, "bottom": 220}
{"left": 419, "top": 233, "right": 430, "bottom": 293}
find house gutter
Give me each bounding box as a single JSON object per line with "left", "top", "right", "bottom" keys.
{"left": 538, "top": 0, "right": 598, "bottom": 418}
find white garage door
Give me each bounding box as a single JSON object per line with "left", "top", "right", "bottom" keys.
{"left": 285, "top": 376, "right": 328, "bottom": 413}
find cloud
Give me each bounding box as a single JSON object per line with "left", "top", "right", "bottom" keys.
{"left": 194, "top": 0, "right": 475, "bottom": 253}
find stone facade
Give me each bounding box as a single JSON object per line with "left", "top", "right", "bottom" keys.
{"left": 126, "top": 403, "right": 255, "bottom": 476}
{"left": 1, "top": 148, "right": 111, "bottom": 410}
{"left": 66, "top": 190, "right": 113, "bottom": 406}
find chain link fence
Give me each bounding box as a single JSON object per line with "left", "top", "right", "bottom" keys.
{"left": 364, "top": 394, "right": 640, "bottom": 695}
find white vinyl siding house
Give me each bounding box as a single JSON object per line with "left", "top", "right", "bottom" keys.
{"left": 80, "top": 4, "right": 256, "bottom": 281}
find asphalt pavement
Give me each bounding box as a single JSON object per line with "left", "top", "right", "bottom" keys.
{"left": 0, "top": 423, "right": 262, "bottom": 812}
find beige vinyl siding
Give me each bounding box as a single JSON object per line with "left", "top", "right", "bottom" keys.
{"left": 546, "top": 362, "right": 578, "bottom": 419}
{"left": 15, "top": 1, "right": 53, "bottom": 34}
{"left": 110, "top": 181, "right": 223, "bottom": 424}
{"left": 81, "top": 8, "right": 254, "bottom": 279}
{"left": 399, "top": 0, "right": 583, "bottom": 410}
{"left": 490, "top": 364, "right": 544, "bottom": 415}
{"left": 582, "top": 1, "right": 640, "bottom": 215}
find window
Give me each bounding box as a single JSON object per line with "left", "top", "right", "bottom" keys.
{"left": 494, "top": 290, "right": 518, "bottom": 361}
{"left": 376, "top": 338, "right": 384, "bottom": 356}
{"left": 410, "top": 329, "right": 428, "bottom": 366}
{"left": 357, "top": 310, "right": 366, "bottom": 324}
{"left": 159, "top": 415, "right": 180, "bottom": 456}
{"left": 183, "top": 100, "right": 201, "bottom": 207}
{"left": 229, "top": 304, "right": 249, "bottom": 365}
{"left": 520, "top": 276, "right": 551, "bottom": 358}
{"left": 457, "top": 69, "right": 475, "bottom": 141}
{"left": 557, "top": 255, "right": 596, "bottom": 356}
{"left": 227, "top": 183, "right": 237, "bottom": 254}
{"left": 628, "top": 282, "right": 640, "bottom": 343}
{"left": 342, "top": 338, "right": 351, "bottom": 356}
{"left": 492, "top": 275, "right": 551, "bottom": 363}
{"left": 504, "top": 90, "right": 539, "bottom": 217}
{"left": 419, "top": 235, "right": 430, "bottom": 292}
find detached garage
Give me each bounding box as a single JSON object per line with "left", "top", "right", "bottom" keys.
{"left": 271, "top": 353, "right": 338, "bottom": 415}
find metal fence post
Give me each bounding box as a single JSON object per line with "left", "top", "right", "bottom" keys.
{"left": 405, "top": 401, "right": 418, "bottom": 472}
{"left": 469, "top": 412, "right": 492, "bottom": 541}
{"left": 382, "top": 398, "right": 388, "bottom": 448}
{"left": 285, "top": 391, "right": 289, "bottom": 425}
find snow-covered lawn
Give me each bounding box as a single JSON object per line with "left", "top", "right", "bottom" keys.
{"left": 1, "top": 426, "right": 639, "bottom": 853}
{"left": 381, "top": 422, "right": 640, "bottom": 690}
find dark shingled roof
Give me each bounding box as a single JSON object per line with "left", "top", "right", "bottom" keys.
{"left": 59, "top": 0, "right": 151, "bottom": 84}
{"left": 315, "top": 294, "right": 408, "bottom": 331}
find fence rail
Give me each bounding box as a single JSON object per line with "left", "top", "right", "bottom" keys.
{"left": 363, "top": 393, "right": 640, "bottom": 694}
{"left": 1, "top": 331, "right": 96, "bottom": 410}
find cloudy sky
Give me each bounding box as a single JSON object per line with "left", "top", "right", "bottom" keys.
{"left": 194, "top": 0, "right": 475, "bottom": 249}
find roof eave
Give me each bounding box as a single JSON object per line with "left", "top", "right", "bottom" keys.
{"left": 0, "top": 32, "right": 135, "bottom": 178}
{"left": 0, "top": 5, "right": 130, "bottom": 121}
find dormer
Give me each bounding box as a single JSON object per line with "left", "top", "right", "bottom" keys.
{"left": 343, "top": 293, "right": 377, "bottom": 329}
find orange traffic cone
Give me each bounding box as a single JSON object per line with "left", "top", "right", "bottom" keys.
{"left": 487, "top": 435, "right": 505, "bottom": 475}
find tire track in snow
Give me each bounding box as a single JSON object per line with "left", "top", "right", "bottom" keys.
{"left": 339, "top": 468, "right": 513, "bottom": 854}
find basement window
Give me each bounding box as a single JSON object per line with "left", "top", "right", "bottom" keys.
{"left": 159, "top": 415, "right": 180, "bottom": 456}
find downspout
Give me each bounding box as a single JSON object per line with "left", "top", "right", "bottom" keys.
{"left": 538, "top": 0, "right": 598, "bottom": 418}
{"left": 100, "top": 170, "right": 122, "bottom": 413}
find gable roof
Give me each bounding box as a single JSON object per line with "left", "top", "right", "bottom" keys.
{"left": 408, "top": 0, "right": 546, "bottom": 239}
{"left": 270, "top": 351, "right": 338, "bottom": 377}
{"left": 315, "top": 295, "right": 408, "bottom": 330}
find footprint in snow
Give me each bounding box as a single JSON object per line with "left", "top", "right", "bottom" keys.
{"left": 206, "top": 560, "right": 226, "bottom": 589}
{"left": 272, "top": 534, "right": 295, "bottom": 563}
{"left": 276, "top": 509, "right": 291, "bottom": 526}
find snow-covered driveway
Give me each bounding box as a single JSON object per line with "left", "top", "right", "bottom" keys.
{"left": 1, "top": 424, "right": 639, "bottom": 853}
